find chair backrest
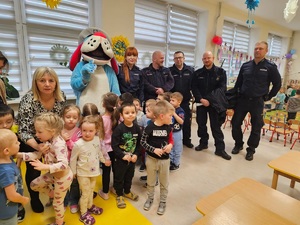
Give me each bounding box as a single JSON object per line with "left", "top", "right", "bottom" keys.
{"left": 288, "top": 119, "right": 300, "bottom": 132}
{"left": 274, "top": 121, "right": 291, "bottom": 135}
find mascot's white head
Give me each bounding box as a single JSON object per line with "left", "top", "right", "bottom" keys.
{"left": 69, "top": 27, "right": 118, "bottom": 74}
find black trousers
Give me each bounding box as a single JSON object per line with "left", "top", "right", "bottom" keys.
{"left": 231, "top": 97, "right": 264, "bottom": 151}
{"left": 20, "top": 141, "right": 41, "bottom": 202}
{"left": 196, "top": 105, "right": 225, "bottom": 152}
{"left": 113, "top": 158, "right": 135, "bottom": 197}
{"left": 181, "top": 101, "right": 192, "bottom": 144}
{"left": 102, "top": 151, "right": 115, "bottom": 193}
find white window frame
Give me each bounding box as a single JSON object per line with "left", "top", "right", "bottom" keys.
{"left": 134, "top": 0, "right": 198, "bottom": 69}
{"left": 221, "top": 21, "right": 250, "bottom": 87}
{"left": 0, "top": 0, "right": 91, "bottom": 99}
{"left": 267, "top": 34, "right": 282, "bottom": 57}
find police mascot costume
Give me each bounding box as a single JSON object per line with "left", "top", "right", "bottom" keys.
{"left": 69, "top": 27, "right": 120, "bottom": 112}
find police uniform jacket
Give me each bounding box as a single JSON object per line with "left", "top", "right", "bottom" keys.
{"left": 234, "top": 59, "right": 281, "bottom": 100}
{"left": 117, "top": 64, "right": 144, "bottom": 102}
{"left": 142, "top": 63, "right": 174, "bottom": 101}
{"left": 191, "top": 64, "right": 227, "bottom": 103}
{"left": 170, "top": 63, "right": 194, "bottom": 103}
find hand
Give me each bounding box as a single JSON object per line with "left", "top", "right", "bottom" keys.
{"left": 163, "top": 144, "right": 173, "bottom": 154}
{"left": 61, "top": 132, "right": 70, "bottom": 141}
{"left": 200, "top": 99, "right": 210, "bottom": 107}
{"left": 104, "top": 160, "right": 111, "bottom": 167}
{"left": 82, "top": 60, "right": 96, "bottom": 83}
{"left": 29, "top": 159, "right": 49, "bottom": 171}
{"left": 154, "top": 148, "right": 164, "bottom": 157}
{"left": 155, "top": 87, "right": 164, "bottom": 95}
{"left": 131, "top": 154, "right": 137, "bottom": 163}
{"left": 21, "top": 196, "right": 30, "bottom": 206}
{"left": 38, "top": 143, "right": 50, "bottom": 154}
{"left": 122, "top": 154, "right": 131, "bottom": 162}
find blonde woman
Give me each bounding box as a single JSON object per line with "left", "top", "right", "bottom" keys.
{"left": 17, "top": 67, "right": 66, "bottom": 213}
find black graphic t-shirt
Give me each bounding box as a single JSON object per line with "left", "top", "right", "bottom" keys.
{"left": 112, "top": 122, "right": 142, "bottom": 160}
{"left": 140, "top": 121, "right": 172, "bottom": 160}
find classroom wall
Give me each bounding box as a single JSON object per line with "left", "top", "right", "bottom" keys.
{"left": 288, "top": 31, "right": 300, "bottom": 84}
{"left": 99, "top": 0, "right": 297, "bottom": 81}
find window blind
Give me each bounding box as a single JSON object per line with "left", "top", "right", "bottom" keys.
{"left": 0, "top": 0, "right": 89, "bottom": 98}
{"left": 222, "top": 21, "right": 250, "bottom": 86}
{"left": 134, "top": 0, "right": 198, "bottom": 68}
{"left": 267, "top": 34, "right": 282, "bottom": 57}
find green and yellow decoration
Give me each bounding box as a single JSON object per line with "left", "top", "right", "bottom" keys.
{"left": 111, "top": 35, "right": 130, "bottom": 63}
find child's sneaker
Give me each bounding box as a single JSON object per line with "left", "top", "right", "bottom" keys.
{"left": 116, "top": 196, "right": 126, "bottom": 208}
{"left": 88, "top": 205, "right": 103, "bottom": 215}
{"left": 98, "top": 190, "right": 109, "bottom": 200}
{"left": 124, "top": 192, "right": 139, "bottom": 201}
{"left": 110, "top": 186, "right": 116, "bottom": 195}
{"left": 80, "top": 212, "right": 95, "bottom": 225}
{"left": 143, "top": 198, "right": 153, "bottom": 211}
{"left": 70, "top": 204, "right": 79, "bottom": 214}
{"left": 157, "top": 202, "right": 166, "bottom": 215}
{"left": 17, "top": 205, "right": 25, "bottom": 223}
{"left": 170, "top": 164, "right": 180, "bottom": 172}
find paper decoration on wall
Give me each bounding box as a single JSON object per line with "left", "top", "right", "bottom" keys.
{"left": 245, "top": 0, "right": 260, "bottom": 27}
{"left": 284, "top": 0, "right": 299, "bottom": 23}
{"left": 42, "top": 0, "right": 62, "bottom": 9}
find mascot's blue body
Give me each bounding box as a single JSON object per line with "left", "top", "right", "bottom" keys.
{"left": 69, "top": 27, "right": 120, "bottom": 113}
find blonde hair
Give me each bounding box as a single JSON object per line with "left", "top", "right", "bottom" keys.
{"left": 145, "top": 99, "right": 156, "bottom": 107}
{"left": 81, "top": 103, "right": 104, "bottom": 139}
{"left": 34, "top": 112, "right": 64, "bottom": 136}
{"left": 153, "top": 100, "right": 175, "bottom": 118}
{"left": 0, "top": 129, "right": 15, "bottom": 151}
{"left": 61, "top": 104, "right": 81, "bottom": 118}
{"left": 170, "top": 92, "right": 183, "bottom": 102}
{"left": 31, "top": 67, "right": 64, "bottom": 102}
{"left": 0, "top": 79, "right": 7, "bottom": 104}
{"left": 80, "top": 115, "right": 100, "bottom": 131}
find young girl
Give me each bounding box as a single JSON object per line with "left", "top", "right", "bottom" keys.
{"left": 61, "top": 104, "right": 81, "bottom": 213}
{"left": 112, "top": 102, "right": 141, "bottom": 208}
{"left": 98, "top": 92, "right": 119, "bottom": 200}
{"left": 17, "top": 112, "right": 72, "bottom": 225}
{"left": 70, "top": 115, "right": 106, "bottom": 225}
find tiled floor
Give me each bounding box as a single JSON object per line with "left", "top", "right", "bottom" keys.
{"left": 130, "top": 119, "right": 300, "bottom": 225}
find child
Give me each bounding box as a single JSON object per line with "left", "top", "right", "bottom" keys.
{"left": 139, "top": 99, "right": 156, "bottom": 175}
{"left": 0, "top": 129, "right": 29, "bottom": 225}
{"left": 82, "top": 103, "right": 108, "bottom": 199}
{"left": 157, "top": 92, "right": 171, "bottom": 102}
{"left": 112, "top": 102, "right": 141, "bottom": 208}
{"left": 61, "top": 104, "right": 81, "bottom": 214}
{"left": 98, "top": 92, "right": 119, "bottom": 200}
{"left": 17, "top": 112, "right": 73, "bottom": 225}
{"left": 273, "top": 88, "right": 286, "bottom": 110}
{"left": 169, "top": 92, "right": 185, "bottom": 172}
{"left": 0, "top": 104, "right": 26, "bottom": 222}
{"left": 70, "top": 115, "right": 106, "bottom": 225}
{"left": 133, "top": 98, "right": 144, "bottom": 127}
{"left": 141, "top": 100, "right": 174, "bottom": 215}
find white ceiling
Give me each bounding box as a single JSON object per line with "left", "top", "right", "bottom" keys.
{"left": 218, "top": 0, "right": 300, "bottom": 31}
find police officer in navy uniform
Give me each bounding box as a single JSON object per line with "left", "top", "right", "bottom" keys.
{"left": 169, "top": 51, "right": 194, "bottom": 148}
{"left": 142, "top": 51, "right": 174, "bottom": 107}
{"left": 231, "top": 41, "right": 281, "bottom": 161}
{"left": 192, "top": 51, "right": 231, "bottom": 160}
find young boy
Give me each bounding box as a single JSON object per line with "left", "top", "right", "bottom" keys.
{"left": 0, "top": 104, "right": 26, "bottom": 222}
{"left": 141, "top": 100, "right": 174, "bottom": 215}
{"left": 0, "top": 129, "right": 29, "bottom": 224}
{"left": 133, "top": 98, "right": 144, "bottom": 128}
{"left": 169, "top": 92, "right": 185, "bottom": 172}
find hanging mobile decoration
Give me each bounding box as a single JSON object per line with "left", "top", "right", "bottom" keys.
{"left": 284, "top": 0, "right": 299, "bottom": 23}
{"left": 245, "top": 0, "right": 260, "bottom": 28}
{"left": 42, "top": 0, "right": 62, "bottom": 9}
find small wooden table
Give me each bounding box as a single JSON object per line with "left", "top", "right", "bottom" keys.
{"left": 194, "top": 195, "right": 295, "bottom": 225}
{"left": 268, "top": 150, "right": 300, "bottom": 189}
{"left": 196, "top": 178, "right": 300, "bottom": 224}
